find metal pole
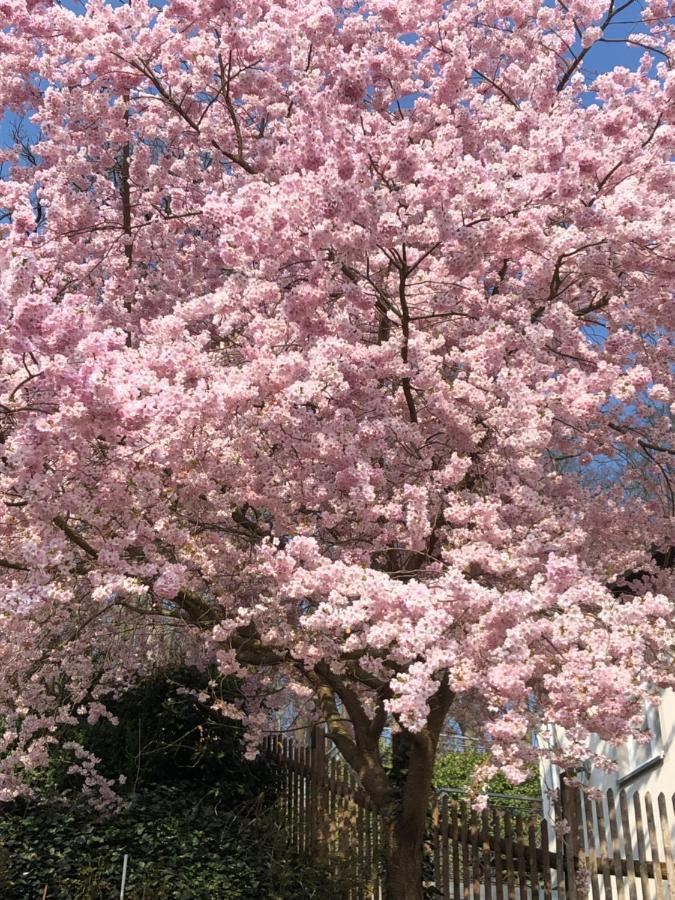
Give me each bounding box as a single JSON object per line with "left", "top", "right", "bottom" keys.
{"left": 120, "top": 854, "right": 129, "bottom": 899}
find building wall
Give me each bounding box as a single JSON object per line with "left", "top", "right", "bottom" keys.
{"left": 540, "top": 689, "right": 674, "bottom": 794}
{"left": 539, "top": 688, "right": 675, "bottom": 866}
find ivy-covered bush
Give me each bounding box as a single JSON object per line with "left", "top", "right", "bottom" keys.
{"left": 0, "top": 668, "right": 346, "bottom": 899}
{"left": 34, "top": 666, "right": 277, "bottom": 803}
{"left": 0, "top": 787, "right": 346, "bottom": 899}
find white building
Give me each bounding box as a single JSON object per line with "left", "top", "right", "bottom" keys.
{"left": 539, "top": 689, "right": 675, "bottom": 899}
{"left": 540, "top": 690, "right": 674, "bottom": 800}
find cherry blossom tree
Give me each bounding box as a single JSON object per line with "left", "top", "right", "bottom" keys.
{"left": 0, "top": 0, "right": 673, "bottom": 895}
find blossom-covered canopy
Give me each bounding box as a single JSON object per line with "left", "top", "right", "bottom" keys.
{"left": 0, "top": 0, "right": 673, "bottom": 808}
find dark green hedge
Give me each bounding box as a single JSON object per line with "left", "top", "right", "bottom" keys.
{"left": 0, "top": 787, "right": 344, "bottom": 899}
{"left": 34, "top": 666, "right": 276, "bottom": 803}
{"left": 0, "top": 668, "right": 346, "bottom": 899}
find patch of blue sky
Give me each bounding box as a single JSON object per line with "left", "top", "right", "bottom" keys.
{"left": 581, "top": 320, "right": 609, "bottom": 348}
{"left": 0, "top": 111, "right": 42, "bottom": 181}
{"left": 387, "top": 91, "right": 429, "bottom": 116}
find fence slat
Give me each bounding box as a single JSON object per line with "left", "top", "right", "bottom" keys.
{"left": 562, "top": 784, "right": 580, "bottom": 900}
{"left": 432, "top": 797, "right": 441, "bottom": 896}
{"left": 305, "top": 743, "right": 312, "bottom": 855}
{"left": 505, "top": 810, "right": 517, "bottom": 900}
{"left": 583, "top": 793, "right": 600, "bottom": 900}
{"left": 633, "top": 792, "right": 650, "bottom": 900}
{"left": 290, "top": 740, "right": 297, "bottom": 850}
{"left": 284, "top": 739, "right": 292, "bottom": 847}
{"left": 310, "top": 727, "right": 327, "bottom": 859}
{"left": 452, "top": 800, "right": 461, "bottom": 900}
{"left": 342, "top": 769, "right": 354, "bottom": 873}
{"left": 461, "top": 801, "right": 471, "bottom": 900}
{"left": 329, "top": 758, "right": 337, "bottom": 866}
{"left": 298, "top": 742, "right": 305, "bottom": 853}
{"left": 282, "top": 738, "right": 289, "bottom": 829}
{"left": 494, "top": 808, "right": 504, "bottom": 900}
{"left": 657, "top": 794, "right": 675, "bottom": 899}
{"left": 608, "top": 789, "right": 627, "bottom": 900}
{"left": 294, "top": 753, "right": 299, "bottom": 853}
{"left": 619, "top": 790, "right": 638, "bottom": 900}
{"left": 376, "top": 812, "right": 384, "bottom": 900}
{"left": 595, "top": 792, "right": 614, "bottom": 900}
{"left": 470, "top": 808, "right": 481, "bottom": 900}
{"left": 645, "top": 792, "right": 665, "bottom": 900}
{"left": 541, "top": 820, "right": 553, "bottom": 900}
{"left": 554, "top": 797, "right": 568, "bottom": 900}
{"left": 299, "top": 743, "right": 305, "bottom": 854}
{"left": 529, "top": 818, "right": 540, "bottom": 900}
{"left": 365, "top": 803, "right": 373, "bottom": 900}
{"left": 516, "top": 814, "right": 527, "bottom": 900}
{"left": 482, "top": 808, "right": 493, "bottom": 900}
{"left": 441, "top": 795, "right": 450, "bottom": 900}
{"left": 357, "top": 792, "right": 366, "bottom": 895}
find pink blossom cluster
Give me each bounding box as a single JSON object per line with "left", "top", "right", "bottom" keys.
{"left": 0, "top": 0, "right": 672, "bottom": 802}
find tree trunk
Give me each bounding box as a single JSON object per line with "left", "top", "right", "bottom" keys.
{"left": 382, "top": 731, "right": 436, "bottom": 900}
{"left": 317, "top": 676, "right": 453, "bottom": 900}
{"left": 383, "top": 810, "right": 428, "bottom": 900}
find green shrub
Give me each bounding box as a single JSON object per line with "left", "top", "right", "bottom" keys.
{"left": 0, "top": 668, "right": 346, "bottom": 899}
{"left": 0, "top": 787, "right": 344, "bottom": 899}
{"left": 433, "top": 747, "right": 542, "bottom": 814}
{"left": 34, "top": 666, "right": 277, "bottom": 806}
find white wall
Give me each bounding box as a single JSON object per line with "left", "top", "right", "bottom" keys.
{"left": 539, "top": 690, "right": 675, "bottom": 899}
{"left": 539, "top": 689, "right": 674, "bottom": 803}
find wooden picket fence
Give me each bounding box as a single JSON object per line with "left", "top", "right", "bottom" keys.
{"left": 265, "top": 729, "right": 675, "bottom": 900}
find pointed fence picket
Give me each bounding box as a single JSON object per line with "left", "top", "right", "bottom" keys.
{"left": 265, "top": 731, "right": 675, "bottom": 900}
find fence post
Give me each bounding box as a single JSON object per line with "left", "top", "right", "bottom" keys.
{"left": 311, "top": 724, "right": 329, "bottom": 860}
{"left": 561, "top": 777, "right": 588, "bottom": 900}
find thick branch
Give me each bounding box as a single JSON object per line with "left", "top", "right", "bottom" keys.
{"left": 397, "top": 251, "right": 418, "bottom": 423}
{"left": 473, "top": 69, "right": 520, "bottom": 109}
{"left": 310, "top": 663, "right": 391, "bottom": 806}
{"left": 52, "top": 515, "right": 98, "bottom": 559}
{"left": 557, "top": 0, "right": 636, "bottom": 92}
{"left": 216, "top": 51, "right": 257, "bottom": 175}
{"left": 0, "top": 557, "right": 29, "bottom": 571}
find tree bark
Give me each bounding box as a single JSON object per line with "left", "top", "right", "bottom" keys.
{"left": 306, "top": 665, "right": 453, "bottom": 899}
{"left": 382, "top": 731, "right": 435, "bottom": 900}
{"left": 383, "top": 804, "right": 429, "bottom": 900}
{"left": 381, "top": 681, "right": 453, "bottom": 899}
